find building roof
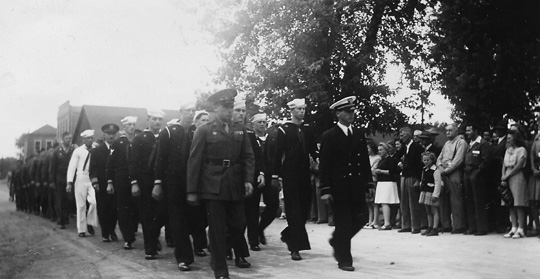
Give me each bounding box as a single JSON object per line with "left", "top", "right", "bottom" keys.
{"left": 72, "top": 105, "right": 180, "bottom": 143}
{"left": 30, "top": 124, "right": 57, "bottom": 136}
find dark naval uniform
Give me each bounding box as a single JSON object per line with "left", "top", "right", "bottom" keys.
{"left": 273, "top": 121, "right": 317, "bottom": 253}
{"left": 107, "top": 135, "right": 137, "bottom": 245}
{"left": 319, "top": 125, "right": 371, "bottom": 269}
{"left": 90, "top": 141, "right": 118, "bottom": 240}
{"left": 50, "top": 145, "right": 75, "bottom": 227}
{"left": 187, "top": 117, "right": 255, "bottom": 278}
{"left": 155, "top": 123, "right": 195, "bottom": 266}
{"left": 129, "top": 129, "right": 163, "bottom": 257}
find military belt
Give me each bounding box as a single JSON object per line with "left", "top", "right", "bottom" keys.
{"left": 206, "top": 158, "right": 239, "bottom": 168}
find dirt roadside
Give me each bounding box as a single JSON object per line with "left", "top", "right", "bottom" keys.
{"left": 1, "top": 179, "right": 540, "bottom": 279}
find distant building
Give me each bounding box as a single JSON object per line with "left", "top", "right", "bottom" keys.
{"left": 63, "top": 104, "right": 180, "bottom": 145}
{"left": 57, "top": 101, "right": 82, "bottom": 139}
{"left": 23, "top": 124, "right": 57, "bottom": 160}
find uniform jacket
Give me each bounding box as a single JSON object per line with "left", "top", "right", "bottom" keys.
{"left": 187, "top": 118, "right": 255, "bottom": 201}
{"left": 319, "top": 125, "right": 372, "bottom": 201}
{"left": 89, "top": 142, "right": 111, "bottom": 187}
{"left": 154, "top": 124, "right": 188, "bottom": 183}
{"left": 247, "top": 129, "right": 266, "bottom": 180}
{"left": 129, "top": 130, "right": 157, "bottom": 183}
{"left": 106, "top": 136, "right": 130, "bottom": 184}
{"left": 49, "top": 145, "right": 75, "bottom": 185}
{"left": 272, "top": 122, "right": 317, "bottom": 178}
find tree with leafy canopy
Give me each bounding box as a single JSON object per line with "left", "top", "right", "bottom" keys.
{"left": 200, "top": 0, "right": 437, "bottom": 136}
{"left": 429, "top": 0, "right": 540, "bottom": 129}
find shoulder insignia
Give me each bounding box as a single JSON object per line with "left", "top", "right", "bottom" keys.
{"left": 283, "top": 124, "right": 289, "bottom": 128}
{"left": 247, "top": 130, "right": 254, "bottom": 134}
{"left": 213, "top": 131, "right": 217, "bottom": 135}
{"left": 234, "top": 131, "right": 244, "bottom": 135}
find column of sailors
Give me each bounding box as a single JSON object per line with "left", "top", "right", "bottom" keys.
{"left": 9, "top": 91, "right": 540, "bottom": 279}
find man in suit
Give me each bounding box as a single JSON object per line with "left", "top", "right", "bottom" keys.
{"left": 420, "top": 131, "right": 442, "bottom": 157}
{"left": 397, "top": 127, "right": 425, "bottom": 234}
{"left": 90, "top": 124, "right": 119, "bottom": 242}
{"left": 488, "top": 122, "right": 510, "bottom": 232}
{"left": 436, "top": 123, "right": 468, "bottom": 233}
{"left": 49, "top": 132, "right": 75, "bottom": 229}
{"left": 464, "top": 123, "right": 492, "bottom": 235}
{"left": 272, "top": 98, "right": 317, "bottom": 261}
{"left": 67, "top": 129, "right": 98, "bottom": 237}
{"left": 107, "top": 116, "right": 138, "bottom": 249}
{"left": 319, "top": 96, "right": 371, "bottom": 272}
{"left": 187, "top": 89, "right": 255, "bottom": 279}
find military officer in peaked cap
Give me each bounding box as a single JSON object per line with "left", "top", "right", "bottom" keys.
{"left": 90, "top": 124, "right": 119, "bottom": 242}
{"left": 319, "top": 96, "right": 372, "bottom": 271}
{"left": 187, "top": 88, "right": 255, "bottom": 279}
{"left": 272, "top": 98, "right": 318, "bottom": 261}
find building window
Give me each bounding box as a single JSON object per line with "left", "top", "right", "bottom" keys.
{"left": 34, "top": 140, "right": 41, "bottom": 153}
{"left": 46, "top": 140, "right": 53, "bottom": 150}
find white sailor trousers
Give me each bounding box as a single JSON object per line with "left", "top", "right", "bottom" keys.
{"left": 75, "top": 179, "right": 98, "bottom": 233}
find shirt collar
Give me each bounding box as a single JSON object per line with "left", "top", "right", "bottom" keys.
{"left": 337, "top": 122, "right": 351, "bottom": 135}
{"left": 473, "top": 136, "right": 482, "bottom": 144}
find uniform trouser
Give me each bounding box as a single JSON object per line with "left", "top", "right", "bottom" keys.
{"left": 115, "top": 176, "right": 136, "bottom": 243}
{"left": 465, "top": 169, "right": 489, "bottom": 233}
{"left": 16, "top": 188, "right": 25, "bottom": 210}
{"left": 400, "top": 176, "right": 422, "bottom": 230}
{"left": 166, "top": 177, "right": 194, "bottom": 264}
{"left": 47, "top": 186, "right": 56, "bottom": 219}
{"left": 440, "top": 171, "right": 466, "bottom": 230}
{"left": 330, "top": 198, "right": 366, "bottom": 267}
{"left": 137, "top": 177, "right": 162, "bottom": 255}
{"left": 75, "top": 180, "right": 98, "bottom": 233}
{"left": 206, "top": 199, "right": 245, "bottom": 279}
{"left": 96, "top": 183, "right": 117, "bottom": 238}
{"left": 245, "top": 180, "right": 279, "bottom": 246}
{"left": 281, "top": 175, "right": 312, "bottom": 252}
{"left": 55, "top": 181, "right": 70, "bottom": 225}
{"left": 28, "top": 185, "right": 35, "bottom": 213}
{"left": 187, "top": 203, "right": 208, "bottom": 251}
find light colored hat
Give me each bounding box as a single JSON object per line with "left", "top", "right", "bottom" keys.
{"left": 287, "top": 98, "right": 306, "bottom": 109}
{"left": 147, "top": 108, "right": 165, "bottom": 118}
{"left": 251, "top": 113, "right": 267, "bottom": 123}
{"left": 193, "top": 110, "right": 209, "bottom": 122}
{"left": 233, "top": 96, "right": 246, "bottom": 109}
{"left": 413, "top": 130, "right": 422, "bottom": 136}
{"left": 120, "top": 116, "right": 137, "bottom": 125}
{"left": 80, "top": 129, "right": 95, "bottom": 138}
{"left": 180, "top": 99, "right": 197, "bottom": 110}
{"left": 329, "top": 96, "right": 356, "bottom": 110}
{"left": 166, "top": 119, "right": 180, "bottom": 126}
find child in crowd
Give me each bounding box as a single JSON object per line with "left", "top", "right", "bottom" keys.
{"left": 418, "top": 152, "right": 442, "bottom": 236}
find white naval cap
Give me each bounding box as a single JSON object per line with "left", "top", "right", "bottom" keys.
{"left": 147, "top": 108, "right": 165, "bottom": 118}
{"left": 180, "top": 99, "right": 197, "bottom": 110}
{"left": 166, "top": 118, "right": 180, "bottom": 126}
{"left": 414, "top": 130, "right": 422, "bottom": 136}
{"left": 80, "top": 129, "right": 95, "bottom": 138}
{"left": 233, "top": 95, "right": 246, "bottom": 109}
{"left": 329, "top": 96, "right": 356, "bottom": 110}
{"left": 193, "top": 110, "right": 209, "bottom": 122}
{"left": 120, "top": 116, "right": 138, "bottom": 125}
{"left": 251, "top": 113, "right": 267, "bottom": 123}
{"left": 287, "top": 98, "right": 306, "bottom": 109}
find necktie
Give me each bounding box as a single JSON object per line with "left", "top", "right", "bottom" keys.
{"left": 347, "top": 128, "right": 352, "bottom": 137}
{"left": 224, "top": 123, "right": 229, "bottom": 133}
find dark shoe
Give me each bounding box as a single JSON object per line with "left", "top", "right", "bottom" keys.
{"left": 102, "top": 237, "right": 111, "bottom": 242}
{"left": 328, "top": 221, "right": 335, "bottom": 226}
{"left": 378, "top": 225, "right": 392, "bottom": 231}
{"left": 195, "top": 249, "right": 207, "bottom": 257}
{"left": 411, "top": 229, "right": 421, "bottom": 234}
{"left": 451, "top": 228, "right": 466, "bottom": 234}
{"left": 474, "top": 231, "right": 487, "bottom": 236}
{"left": 178, "top": 262, "right": 191, "bottom": 271}
{"left": 291, "top": 251, "right": 302, "bottom": 261}
{"left": 59, "top": 225, "right": 66, "bottom": 230}
{"left": 145, "top": 254, "right": 157, "bottom": 260}
{"left": 87, "top": 225, "right": 95, "bottom": 236}
{"left": 426, "top": 228, "right": 439, "bottom": 236}
{"left": 339, "top": 265, "right": 355, "bottom": 271}
{"left": 259, "top": 231, "right": 267, "bottom": 245}
{"left": 398, "top": 228, "right": 411, "bottom": 233}
{"left": 250, "top": 245, "right": 261, "bottom": 251}
{"left": 421, "top": 228, "right": 432, "bottom": 236}
{"left": 124, "top": 242, "right": 133, "bottom": 250}
{"left": 110, "top": 232, "right": 118, "bottom": 242}
{"left": 78, "top": 232, "right": 86, "bottom": 237}
{"left": 235, "top": 257, "right": 251, "bottom": 268}
{"left": 156, "top": 241, "right": 162, "bottom": 252}
{"left": 464, "top": 230, "right": 477, "bottom": 235}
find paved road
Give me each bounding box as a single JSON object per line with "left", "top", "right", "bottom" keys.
{"left": 1, "top": 180, "right": 539, "bottom": 279}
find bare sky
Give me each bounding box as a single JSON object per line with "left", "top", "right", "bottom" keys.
{"left": 0, "top": 0, "right": 451, "bottom": 158}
